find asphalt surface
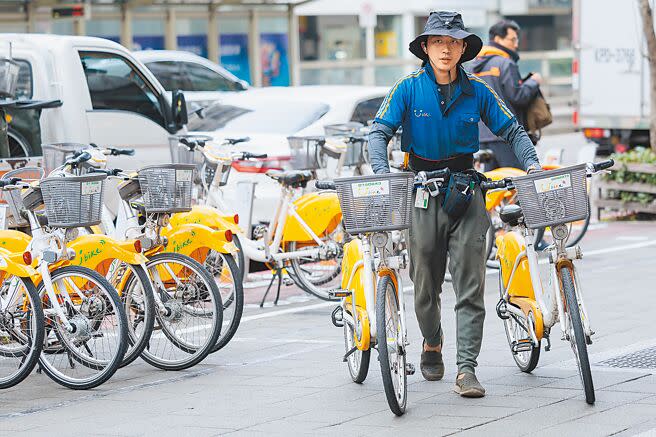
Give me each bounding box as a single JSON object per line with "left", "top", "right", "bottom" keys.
{"left": 2, "top": 133, "right": 656, "bottom": 437}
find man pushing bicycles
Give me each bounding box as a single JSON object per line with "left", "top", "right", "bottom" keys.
{"left": 368, "top": 11, "right": 541, "bottom": 397}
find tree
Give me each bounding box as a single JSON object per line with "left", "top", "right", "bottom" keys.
{"left": 639, "top": 0, "right": 656, "bottom": 152}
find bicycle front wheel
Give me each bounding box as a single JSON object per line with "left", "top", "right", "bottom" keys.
{"left": 561, "top": 267, "right": 595, "bottom": 404}
{"left": 38, "top": 266, "right": 128, "bottom": 390}
{"left": 141, "top": 253, "right": 223, "bottom": 371}
{"left": 376, "top": 275, "right": 407, "bottom": 416}
{"left": 0, "top": 276, "right": 44, "bottom": 389}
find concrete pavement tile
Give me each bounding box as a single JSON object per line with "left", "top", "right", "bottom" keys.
{"left": 344, "top": 408, "right": 490, "bottom": 430}
{"left": 531, "top": 421, "right": 632, "bottom": 437}
{"left": 575, "top": 389, "right": 653, "bottom": 406}
{"left": 526, "top": 367, "right": 579, "bottom": 379}
{"left": 485, "top": 373, "right": 558, "bottom": 388}
{"left": 239, "top": 419, "right": 326, "bottom": 434}
{"left": 543, "top": 371, "right": 651, "bottom": 390}
{"left": 423, "top": 392, "right": 559, "bottom": 409}
{"left": 573, "top": 403, "right": 656, "bottom": 428}
{"left": 637, "top": 395, "right": 656, "bottom": 405}
{"left": 605, "top": 378, "right": 656, "bottom": 394}
{"left": 507, "top": 386, "right": 581, "bottom": 399}
{"left": 426, "top": 403, "right": 524, "bottom": 418}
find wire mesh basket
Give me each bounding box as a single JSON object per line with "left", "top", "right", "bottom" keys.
{"left": 288, "top": 136, "right": 327, "bottom": 170}
{"left": 42, "top": 143, "right": 86, "bottom": 176}
{"left": 39, "top": 174, "right": 106, "bottom": 228}
{"left": 202, "top": 159, "right": 232, "bottom": 187}
{"left": 1, "top": 167, "right": 44, "bottom": 227}
{"left": 138, "top": 164, "right": 195, "bottom": 213}
{"left": 512, "top": 163, "right": 589, "bottom": 229}
{"left": 334, "top": 172, "right": 414, "bottom": 234}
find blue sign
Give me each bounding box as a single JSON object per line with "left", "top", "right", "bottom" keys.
{"left": 132, "top": 36, "right": 164, "bottom": 51}
{"left": 260, "top": 33, "right": 289, "bottom": 87}
{"left": 178, "top": 35, "right": 207, "bottom": 57}
{"left": 220, "top": 34, "right": 250, "bottom": 83}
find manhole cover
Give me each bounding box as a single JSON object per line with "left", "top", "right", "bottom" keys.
{"left": 598, "top": 346, "right": 656, "bottom": 369}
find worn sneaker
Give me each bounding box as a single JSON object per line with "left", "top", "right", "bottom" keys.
{"left": 420, "top": 339, "right": 444, "bottom": 381}
{"left": 454, "top": 372, "right": 486, "bottom": 398}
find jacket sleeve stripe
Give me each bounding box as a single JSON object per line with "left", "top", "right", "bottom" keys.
{"left": 376, "top": 69, "right": 424, "bottom": 119}
{"left": 469, "top": 75, "right": 514, "bottom": 120}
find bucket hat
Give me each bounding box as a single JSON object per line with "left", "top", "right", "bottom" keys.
{"left": 409, "top": 11, "right": 483, "bottom": 63}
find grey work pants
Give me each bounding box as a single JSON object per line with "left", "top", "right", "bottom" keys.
{"left": 408, "top": 187, "right": 490, "bottom": 374}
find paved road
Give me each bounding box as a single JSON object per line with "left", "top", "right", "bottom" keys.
{"left": 2, "top": 132, "right": 655, "bottom": 436}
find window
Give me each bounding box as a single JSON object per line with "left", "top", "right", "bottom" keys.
{"left": 79, "top": 51, "right": 166, "bottom": 128}
{"left": 14, "top": 60, "right": 33, "bottom": 100}
{"left": 351, "top": 97, "right": 385, "bottom": 125}
{"left": 182, "top": 63, "right": 245, "bottom": 92}
{"left": 146, "top": 61, "right": 191, "bottom": 91}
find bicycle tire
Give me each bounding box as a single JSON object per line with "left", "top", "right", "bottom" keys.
{"left": 38, "top": 265, "right": 128, "bottom": 390}
{"left": 561, "top": 267, "right": 595, "bottom": 404}
{"left": 0, "top": 276, "right": 44, "bottom": 389}
{"left": 141, "top": 252, "right": 222, "bottom": 371}
{"left": 287, "top": 241, "right": 342, "bottom": 301}
{"left": 206, "top": 252, "right": 243, "bottom": 353}
{"left": 498, "top": 274, "right": 540, "bottom": 373}
{"left": 233, "top": 235, "right": 246, "bottom": 282}
{"left": 376, "top": 275, "right": 407, "bottom": 416}
{"left": 117, "top": 263, "right": 156, "bottom": 368}
{"left": 343, "top": 309, "right": 370, "bottom": 383}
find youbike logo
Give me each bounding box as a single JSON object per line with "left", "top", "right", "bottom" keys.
{"left": 413, "top": 109, "right": 431, "bottom": 118}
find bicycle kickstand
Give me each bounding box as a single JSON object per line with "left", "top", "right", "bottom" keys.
{"left": 260, "top": 268, "right": 283, "bottom": 308}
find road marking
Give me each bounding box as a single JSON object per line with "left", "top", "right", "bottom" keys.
{"left": 242, "top": 239, "right": 656, "bottom": 322}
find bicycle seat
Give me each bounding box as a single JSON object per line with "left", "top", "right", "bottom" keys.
{"left": 266, "top": 170, "right": 314, "bottom": 188}
{"left": 499, "top": 204, "right": 523, "bottom": 226}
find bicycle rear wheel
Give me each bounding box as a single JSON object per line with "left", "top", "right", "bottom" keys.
{"left": 376, "top": 275, "right": 407, "bottom": 416}
{"left": 111, "top": 263, "right": 156, "bottom": 367}
{"left": 0, "top": 276, "right": 44, "bottom": 389}
{"left": 343, "top": 306, "right": 370, "bottom": 383}
{"left": 561, "top": 267, "right": 595, "bottom": 404}
{"left": 201, "top": 250, "right": 243, "bottom": 353}
{"left": 38, "top": 266, "right": 128, "bottom": 390}
{"left": 141, "top": 253, "right": 222, "bottom": 371}
{"left": 498, "top": 274, "right": 540, "bottom": 372}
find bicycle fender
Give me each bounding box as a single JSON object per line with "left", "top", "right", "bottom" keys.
{"left": 162, "top": 223, "right": 237, "bottom": 259}
{"left": 69, "top": 234, "right": 148, "bottom": 269}
{"left": 342, "top": 240, "right": 373, "bottom": 351}
{"left": 171, "top": 205, "right": 241, "bottom": 234}
{"left": 282, "top": 192, "right": 342, "bottom": 243}
{"left": 496, "top": 231, "right": 536, "bottom": 300}
{"left": 0, "top": 248, "right": 37, "bottom": 278}
{"left": 0, "top": 230, "right": 31, "bottom": 253}
{"left": 507, "top": 296, "right": 545, "bottom": 340}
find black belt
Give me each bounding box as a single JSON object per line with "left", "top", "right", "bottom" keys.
{"left": 409, "top": 153, "right": 474, "bottom": 173}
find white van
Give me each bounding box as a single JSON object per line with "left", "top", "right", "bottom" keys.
{"left": 0, "top": 33, "right": 188, "bottom": 169}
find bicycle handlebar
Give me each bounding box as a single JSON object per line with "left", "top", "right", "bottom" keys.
{"left": 0, "top": 177, "right": 21, "bottom": 188}
{"left": 240, "top": 152, "right": 267, "bottom": 160}
{"left": 592, "top": 159, "right": 614, "bottom": 173}
{"left": 315, "top": 180, "right": 336, "bottom": 190}
{"left": 227, "top": 137, "right": 250, "bottom": 145}
{"left": 89, "top": 168, "right": 123, "bottom": 177}
{"left": 480, "top": 178, "right": 513, "bottom": 191}
{"left": 66, "top": 151, "right": 92, "bottom": 167}
{"left": 109, "top": 148, "right": 135, "bottom": 156}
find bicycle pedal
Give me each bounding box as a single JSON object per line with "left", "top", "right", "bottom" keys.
{"left": 328, "top": 289, "right": 350, "bottom": 299}
{"left": 331, "top": 306, "right": 344, "bottom": 328}
{"left": 282, "top": 277, "right": 294, "bottom": 286}
{"left": 511, "top": 339, "right": 534, "bottom": 353}
{"left": 405, "top": 363, "right": 416, "bottom": 376}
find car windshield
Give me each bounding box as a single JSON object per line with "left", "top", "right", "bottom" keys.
{"left": 187, "top": 101, "right": 329, "bottom": 134}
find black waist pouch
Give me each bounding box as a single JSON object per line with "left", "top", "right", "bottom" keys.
{"left": 441, "top": 172, "right": 476, "bottom": 220}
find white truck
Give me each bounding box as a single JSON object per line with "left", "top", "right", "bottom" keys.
{"left": 574, "top": 0, "right": 651, "bottom": 155}
{"left": 0, "top": 33, "right": 188, "bottom": 171}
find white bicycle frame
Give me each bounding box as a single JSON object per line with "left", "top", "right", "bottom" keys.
{"left": 196, "top": 148, "right": 332, "bottom": 266}
{"left": 501, "top": 224, "right": 593, "bottom": 346}
{"left": 340, "top": 234, "right": 409, "bottom": 349}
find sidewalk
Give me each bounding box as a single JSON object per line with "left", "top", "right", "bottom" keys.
{"left": 0, "top": 221, "right": 655, "bottom": 436}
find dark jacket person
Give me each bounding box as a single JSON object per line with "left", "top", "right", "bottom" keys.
{"left": 468, "top": 20, "right": 542, "bottom": 169}
{"left": 368, "top": 11, "right": 541, "bottom": 398}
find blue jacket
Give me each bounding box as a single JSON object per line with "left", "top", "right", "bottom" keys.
{"left": 373, "top": 65, "right": 516, "bottom": 161}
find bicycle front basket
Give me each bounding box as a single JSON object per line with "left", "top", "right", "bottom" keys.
{"left": 168, "top": 136, "right": 203, "bottom": 167}
{"left": 288, "top": 136, "right": 326, "bottom": 170}
{"left": 334, "top": 172, "right": 414, "bottom": 234}
{"left": 39, "top": 174, "right": 106, "bottom": 228}
{"left": 42, "top": 143, "right": 86, "bottom": 176}
{"left": 138, "top": 164, "right": 195, "bottom": 213}
{"left": 1, "top": 167, "right": 45, "bottom": 227}
{"left": 512, "top": 163, "right": 589, "bottom": 229}
{"left": 324, "top": 122, "right": 364, "bottom": 137}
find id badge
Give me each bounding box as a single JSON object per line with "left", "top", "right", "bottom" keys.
{"left": 414, "top": 188, "right": 429, "bottom": 209}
